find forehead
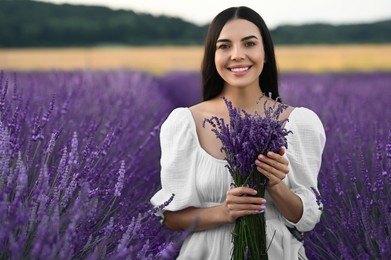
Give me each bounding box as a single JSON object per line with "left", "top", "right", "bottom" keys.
{"left": 218, "top": 19, "right": 261, "bottom": 39}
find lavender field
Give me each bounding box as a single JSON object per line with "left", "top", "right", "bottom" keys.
{"left": 0, "top": 70, "right": 390, "bottom": 259}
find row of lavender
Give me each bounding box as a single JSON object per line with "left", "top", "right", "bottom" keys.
{"left": 0, "top": 70, "right": 390, "bottom": 259}
{"left": 0, "top": 70, "right": 189, "bottom": 259}
{"left": 279, "top": 73, "right": 390, "bottom": 258}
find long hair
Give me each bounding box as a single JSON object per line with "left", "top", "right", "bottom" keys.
{"left": 201, "top": 6, "right": 279, "bottom": 101}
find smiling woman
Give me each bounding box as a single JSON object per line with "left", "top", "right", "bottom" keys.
{"left": 214, "top": 20, "right": 266, "bottom": 91}
{"left": 150, "top": 6, "right": 326, "bottom": 260}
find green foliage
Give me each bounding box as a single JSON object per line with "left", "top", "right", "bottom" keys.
{"left": 0, "top": 0, "right": 390, "bottom": 47}
{"left": 0, "top": 0, "right": 207, "bottom": 47}
{"left": 271, "top": 21, "right": 391, "bottom": 45}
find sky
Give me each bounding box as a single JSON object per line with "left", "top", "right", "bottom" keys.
{"left": 38, "top": 0, "right": 391, "bottom": 29}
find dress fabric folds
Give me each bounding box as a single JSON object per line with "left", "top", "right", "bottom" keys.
{"left": 151, "top": 107, "right": 326, "bottom": 260}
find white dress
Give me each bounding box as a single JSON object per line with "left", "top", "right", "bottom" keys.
{"left": 151, "top": 107, "right": 326, "bottom": 260}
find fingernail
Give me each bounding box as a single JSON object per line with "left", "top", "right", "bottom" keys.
{"left": 256, "top": 209, "right": 265, "bottom": 214}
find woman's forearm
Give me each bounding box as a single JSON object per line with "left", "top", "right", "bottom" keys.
{"left": 164, "top": 205, "right": 228, "bottom": 232}
{"left": 267, "top": 182, "right": 303, "bottom": 223}
{"left": 164, "top": 187, "right": 266, "bottom": 231}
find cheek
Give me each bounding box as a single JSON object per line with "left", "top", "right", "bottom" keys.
{"left": 254, "top": 48, "right": 265, "bottom": 62}
{"left": 214, "top": 53, "right": 223, "bottom": 67}
{"left": 214, "top": 53, "right": 226, "bottom": 74}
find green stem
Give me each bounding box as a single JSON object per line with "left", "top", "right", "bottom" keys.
{"left": 231, "top": 167, "right": 268, "bottom": 260}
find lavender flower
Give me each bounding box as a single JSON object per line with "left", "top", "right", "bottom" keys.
{"left": 386, "top": 130, "right": 391, "bottom": 159}
{"left": 280, "top": 72, "right": 391, "bottom": 259}
{"left": 68, "top": 131, "right": 78, "bottom": 165}
{"left": 0, "top": 70, "right": 178, "bottom": 259}
{"left": 0, "top": 70, "right": 389, "bottom": 259}
{"left": 0, "top": 121, "right": 11, "bottom": 178}
{"left": 45, "top": 132, "right": 57, "bottom": 156}
{"left": 116, "top": 223, "right": 132, "bottom": 252}
{"left": 147, "top": 193, "right": 175, "bottom": 216}
{"left": 114, "top": 160, "right": 125, "bottom": 197}
{"left": 204, "top": 96, "right": 292, "bottom": 260}
{"left": 12, "top": 152, "right": 27, "bottom": 204}
{"left": 203, "top": 96, "right": 291, "bottom": 184}
{"left": 0, "top": 75, "right": 8, "bottom": 113}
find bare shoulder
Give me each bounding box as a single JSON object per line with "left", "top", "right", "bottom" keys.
{"left": 189, "top": 101, "right": 206, "bottom": 113}
{"left": 260, "top": 97, "right": 295, "bottom": 121}
{"left": 190, "top": 99, "right": 224, "bottom": 119}
{"left": 281, "top": 104, "right": 295, "bottom": 120}
{"left": 189, "top": 99, "right": 231, "bottom": 136}
{"left": 190, "top": 99, "right": 217, "bottom": 112}
{"left": 189, "top": 101, "right": 210, "bottom": 126}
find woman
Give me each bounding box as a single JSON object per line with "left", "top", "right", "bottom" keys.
{"left": 151, "top": 6, "right": 326, "bottom": 260}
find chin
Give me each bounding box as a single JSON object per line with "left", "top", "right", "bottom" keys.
{"left": 226, "top": 79, "right": 258, "bottom": 89}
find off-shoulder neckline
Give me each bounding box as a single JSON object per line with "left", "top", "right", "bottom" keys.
{"left": 183, "top": 108, "right": 228, "bottom": 164}
{"left": 179, "top": 107, "right": 303, "bottom": 164}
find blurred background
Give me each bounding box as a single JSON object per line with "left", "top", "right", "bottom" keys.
{"left": 1, "top": 1, "right": 391, "bottom": 259}
{"left": 0, "top": 0, "right": 391, "bottom": 74}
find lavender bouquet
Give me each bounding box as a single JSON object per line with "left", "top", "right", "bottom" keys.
{"left": 203, "top": 96, "right": 292, "bottom": 260}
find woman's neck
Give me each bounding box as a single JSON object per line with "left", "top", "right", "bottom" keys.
{"left": 219, "top": 85, "right": 265, "bottom": 112}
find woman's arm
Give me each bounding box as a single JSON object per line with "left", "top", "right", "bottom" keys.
{"left": 265, "top": 182, "right": 303, "bottom": 223}
{"left": 164, "top": 187, "right": 267, "bottom": 231}
{"left": 255, "top": 149, "right": 303, "bottom": 223}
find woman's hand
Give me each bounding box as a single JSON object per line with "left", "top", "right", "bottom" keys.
{"left": 255, "top": 148, "right": 289, "bottom": 187}
{"left": 223, "top": 187, "right": 266, "bottom": 223}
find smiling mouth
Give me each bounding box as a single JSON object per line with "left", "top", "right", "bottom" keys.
{"left": 229, "top": 66, "right": 251, "bottom": 72}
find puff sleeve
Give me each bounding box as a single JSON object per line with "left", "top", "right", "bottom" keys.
{"left": 283, "top": 108, "right": 326, "bottom": 232}
{"left": 150, "top": 108, "right": 202, "bottom": 214}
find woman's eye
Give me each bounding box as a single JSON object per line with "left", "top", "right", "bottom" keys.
{"left": 217, "top": 44, "right": 230, "bottom": 49}
{"left": 245, "top": 41, "right": 256, "bottom": 47}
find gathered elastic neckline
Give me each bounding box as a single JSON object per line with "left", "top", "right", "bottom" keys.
{"left": 185, "top": 108, "right": 228, "bottom": 165}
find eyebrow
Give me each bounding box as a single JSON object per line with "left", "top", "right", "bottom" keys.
{"left": 216, "top": 35, "right": 259, "bottom": 43}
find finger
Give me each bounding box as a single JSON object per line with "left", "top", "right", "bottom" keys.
{"left": 265, "top": 151, "right": 289, "bottom": 166}
{"left": 227, "top": 194, "right": 266, "bottom": 205}
{"left": 227, "top": 202, "right": 266, "bottom": 212}
{"left": 231, "top": 208, "right": 266, "bottom": 220}
{"left": 255, "top": 158, "right": 288, "bottom": 175}
{"left": 226, "top": 200, "right": 266, "bottom": 214}
{"left": 227, "top": 186, "right": 258, "bottom": 197}
{"left": 256, "top": 155, "right": 289, "bottom": 174}
{"left": 256, "top": 162, "right": 286, "bottom": 181}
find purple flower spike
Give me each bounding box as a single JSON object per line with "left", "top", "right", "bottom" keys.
{"left": 204, "top": 96, "right": 292, "bottom": 185}
{"left": 204, "top": 96, "right": 291, "bottom": 260}
{"left": 114, "top": 160, "right": 126, "bottom": 197}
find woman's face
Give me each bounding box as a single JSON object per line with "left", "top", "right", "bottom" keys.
{"left": 214, "top": 18, "right": 265, "bottom": 90}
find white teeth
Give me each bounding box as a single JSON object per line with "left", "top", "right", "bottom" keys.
{"left": 230, "top": 67, "right": 249, "bottom": 72}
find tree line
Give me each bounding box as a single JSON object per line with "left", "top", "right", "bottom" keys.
{"left": 0, "top": 0, "right": 390, "bottom": 47}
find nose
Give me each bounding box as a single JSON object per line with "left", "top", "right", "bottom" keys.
{"left": 231, "top": 45, "right": 245, "bottom": 61}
